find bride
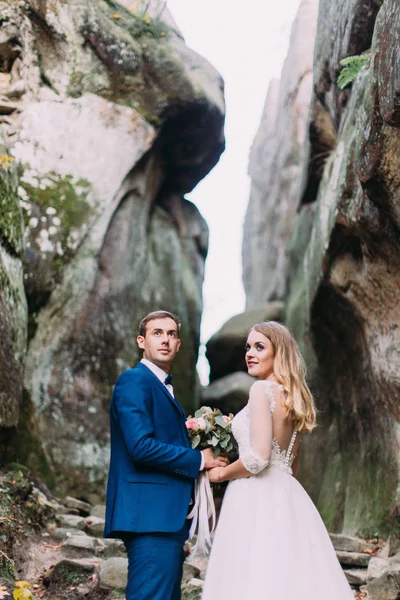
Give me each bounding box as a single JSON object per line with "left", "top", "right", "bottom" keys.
{"left": 202, "top": 321, "right": 354, "bottom": 599}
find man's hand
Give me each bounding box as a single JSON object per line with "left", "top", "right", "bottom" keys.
{"left": 201, "top": 448, "right": 229, "bottom": 470}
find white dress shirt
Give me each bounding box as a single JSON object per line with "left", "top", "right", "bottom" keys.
{"left": 140, "top": 358, "right": 204, "bottom": 471}
{"left": 141, "top": 358, "right": 174, "bottom": 396}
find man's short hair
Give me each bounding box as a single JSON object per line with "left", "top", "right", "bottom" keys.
{"left": 138, "top": 310, "right": 181, "bottom": 337}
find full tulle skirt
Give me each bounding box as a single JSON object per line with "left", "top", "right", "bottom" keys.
{"left": 202, "top": 466, "right": 354, "bottom": 599}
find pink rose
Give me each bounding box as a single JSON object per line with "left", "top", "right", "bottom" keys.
{"left": 196, "top": 417, "right": 206, "bottom": 431}
{"left": 186, "top": 418, "right": 198, "bottom": 430}
{"left": 223, "top": 415, "right": 231, "bottom": 423}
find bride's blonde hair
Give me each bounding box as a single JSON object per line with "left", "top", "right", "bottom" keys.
{"left": 251, "top": 321, "right": 316, "bottom": 432}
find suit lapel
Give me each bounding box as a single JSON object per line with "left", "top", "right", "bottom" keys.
{"left": 137, "top": 363, "right": 187, "bottom": 420}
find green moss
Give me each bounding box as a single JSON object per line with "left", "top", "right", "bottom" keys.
{"left": 0, "top": 262, "right": 19, "bottom": 304}
{"left": 0, "top": 159, "right": 24, "bottom": 255}
{"left": 21, "top": 172, "right": 94, "bottom": 276}
{"left": 99, "top": 77, "right": 162, "bottom": 126}
{"left": 111, "top": 590, "right": 126, "bottom": 598}
{"left": 78, "top": 0, "right": 195, "bottom": 127}
{"left": 53, "top": 563, "right": 89, "bottom": 585}
{"left": 0, "top": 468, "right": 54, "bottom": 577}
{"left": 67, "top": 70, "right": 86, "bottom": 98}
{"left": 317, "top": 452, "right": 345, "bottom": 531}
{"left": 343, "top": 449, "right": 398, "bottom": 537}
{"left": 104, "top": 0, "right": 169, "bottom": 40}
{"left": 21, "top": 173, "right": 92, "bottom": 230}
{"left": 66, "top": 68, "right": 108, "bottom": 99}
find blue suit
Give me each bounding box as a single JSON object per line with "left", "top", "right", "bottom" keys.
{"left": 104, "top": 362, "right": 201, "bottom": 599}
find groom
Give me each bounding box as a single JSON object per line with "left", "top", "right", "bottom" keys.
{"left": 104, "top": 310, "right": 227, "bottom": 600}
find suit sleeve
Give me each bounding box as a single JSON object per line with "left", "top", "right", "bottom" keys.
{"left": 113, "top": 370, "right": 202, "bottom": 479}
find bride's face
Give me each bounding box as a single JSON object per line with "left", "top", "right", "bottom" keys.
{"left": 245, "top": 330, "right": 275, "bottom": 380}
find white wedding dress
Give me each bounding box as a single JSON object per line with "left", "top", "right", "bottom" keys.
{"left": 202, "top": 381, "right": 354, "bottom": 600}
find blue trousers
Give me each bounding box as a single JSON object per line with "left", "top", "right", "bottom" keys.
{"left": 122, "top": 523, "right": 189, "bottom": 600}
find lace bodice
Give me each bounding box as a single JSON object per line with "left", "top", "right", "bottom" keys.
{"left": 232, "top": 381, "right": 298, "bottom": 476}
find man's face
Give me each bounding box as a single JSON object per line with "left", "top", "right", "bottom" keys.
{"left": 137, "top": 318, "right": 181, "bottom": 371}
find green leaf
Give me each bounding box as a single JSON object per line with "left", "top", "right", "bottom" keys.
{"left": 213, "top": 447, "right": 221, "bottom": 458}
{"left": 214, "top": 415, "right": 228, "bottom": 428}
{"left": 194, "top": 409, "right": 203, "bottom": 418}
{"left": 211, "top": 436, "right": 219, "bottom": 447}
{"left": 192, "top": 435, "right": 201, "bottom": 449}
{"left": 337, "top": 54, "right": 369, "bottom": 89}
{"left": 220, "top": 438, "right": 229, "bottom": 449}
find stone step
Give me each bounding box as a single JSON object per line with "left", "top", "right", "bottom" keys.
{"left": 336, "top": 550, "right": 372, "bottom": 568}
{"left": 56, "top": 513, "right": 86, "bottom": 530}
{"left": 365, "top": 569, "right": 400, "bottom": 600}
{"left": 83, "top": 515, "right": 105, "bottom": 537}
{"left": 61, "top": 534, "right": 101, "bottom": 559}
{"left": 99, "top": 557, "right": 128, "bottom": 590}
{"left": 64, "top": 496, "right": 92, "bottom": 516}
{"left": 90, "top": 504, "right": 106, "bottom": 519}
{"left": 49, "top": 526, "right": 87, "bottom": 541}
{"left": 343, "top": 568, "right": 368, "bottom": 586}
{"left": 367, "top": 554, "right": 400, "bottom": 581}
{"left": 96, "top": 538, "right": 127, "bottom": 559}
{"left": 330, "top": 533, "right": 375, "bottom": 553}
{"left": 43, "top": 557, "right": 102, "bottom": 588}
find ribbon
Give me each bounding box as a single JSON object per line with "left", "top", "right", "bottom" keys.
{"left": 186, "top": 472, "right": 216, "bottom": 557}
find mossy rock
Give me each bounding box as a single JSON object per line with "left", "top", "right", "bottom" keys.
{"left": 0, "top": 468, "right": 55, "bottom": 576}
{"left": 0, "top": 154, "right": 24, "bottom": 256}
{"left": 21, "top": 172, "right": 93, "bottom": 237}
{"left": 20, "top": 172, "right": 95, "bottom": 329}
{"left": 45, "top": 559, "right": 96, "bottom": 587}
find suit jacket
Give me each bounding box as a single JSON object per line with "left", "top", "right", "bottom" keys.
{"left": 104, "top": 362, "right": 201, "bottom": 537}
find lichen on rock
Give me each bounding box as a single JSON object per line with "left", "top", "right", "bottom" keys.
{"left": 0, "top": 151, "right": 27, "bottom": 431}
{"left": 0, "top": 0, "right": 225, "bottom": 498}
{"left": 241, "top": 0, "right": 400, "bottom": 536}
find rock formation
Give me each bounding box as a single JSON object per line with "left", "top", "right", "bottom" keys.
{"left": 242, "top": 0, "right": 319, "bottom": 307}
{"left": 0, "top": 0, "right": 225, "bottom": 498}
{"left": 0, "top": 159, "right": 26, "bottom": 430}
{"left": 206, "top": 302, "right": 283, "bottom": 381}
{"left": 240, "top": 0, "right": 400, "bottom": 537}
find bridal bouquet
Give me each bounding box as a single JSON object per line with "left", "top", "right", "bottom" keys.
{"left": 185, "top": 407, "right": 236, "bottom": 557}
{"left": 186, "top": 406, "right": 236, "bottom": 457}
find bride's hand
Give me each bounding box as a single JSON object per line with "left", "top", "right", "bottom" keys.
{"left": 208, "top": 467, "right": 226, "bottom": 484}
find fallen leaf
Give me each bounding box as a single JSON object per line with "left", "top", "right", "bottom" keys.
{"left": 14, "top": 584, "right": 31, "bottom": 590}
{"left": 112, "top": 13, "right": 123, "bottom": 19}
{"left": 12, "top": 589, "right": 34, "bottom": 600}
{"left": 0, "top": 584, "right": 10, "bottom": 599}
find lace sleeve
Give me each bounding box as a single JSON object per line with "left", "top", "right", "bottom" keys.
{"left": 240, "top": 381, "right": 273, "bottom": 475}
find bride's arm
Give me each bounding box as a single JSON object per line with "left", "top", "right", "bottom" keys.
{"left": 209, "top": 381, "right": 275, "bottom": 483}
{"left": 208, "top": 457, "right": 252, "bottom": 483}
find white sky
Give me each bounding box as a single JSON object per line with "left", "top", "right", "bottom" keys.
{"left": 167, "top": 0, "right": 302, "bottom": 381}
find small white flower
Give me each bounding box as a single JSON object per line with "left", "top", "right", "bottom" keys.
{"left": 18, "top": 186, "right": 28, "bottom": 199}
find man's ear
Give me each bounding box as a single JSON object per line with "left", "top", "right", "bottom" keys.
{"left": 137, "top": 335, "right": 145, "bottom": 350}
{"left": 176, "top": 339, "right": 181, "bottom": 353}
